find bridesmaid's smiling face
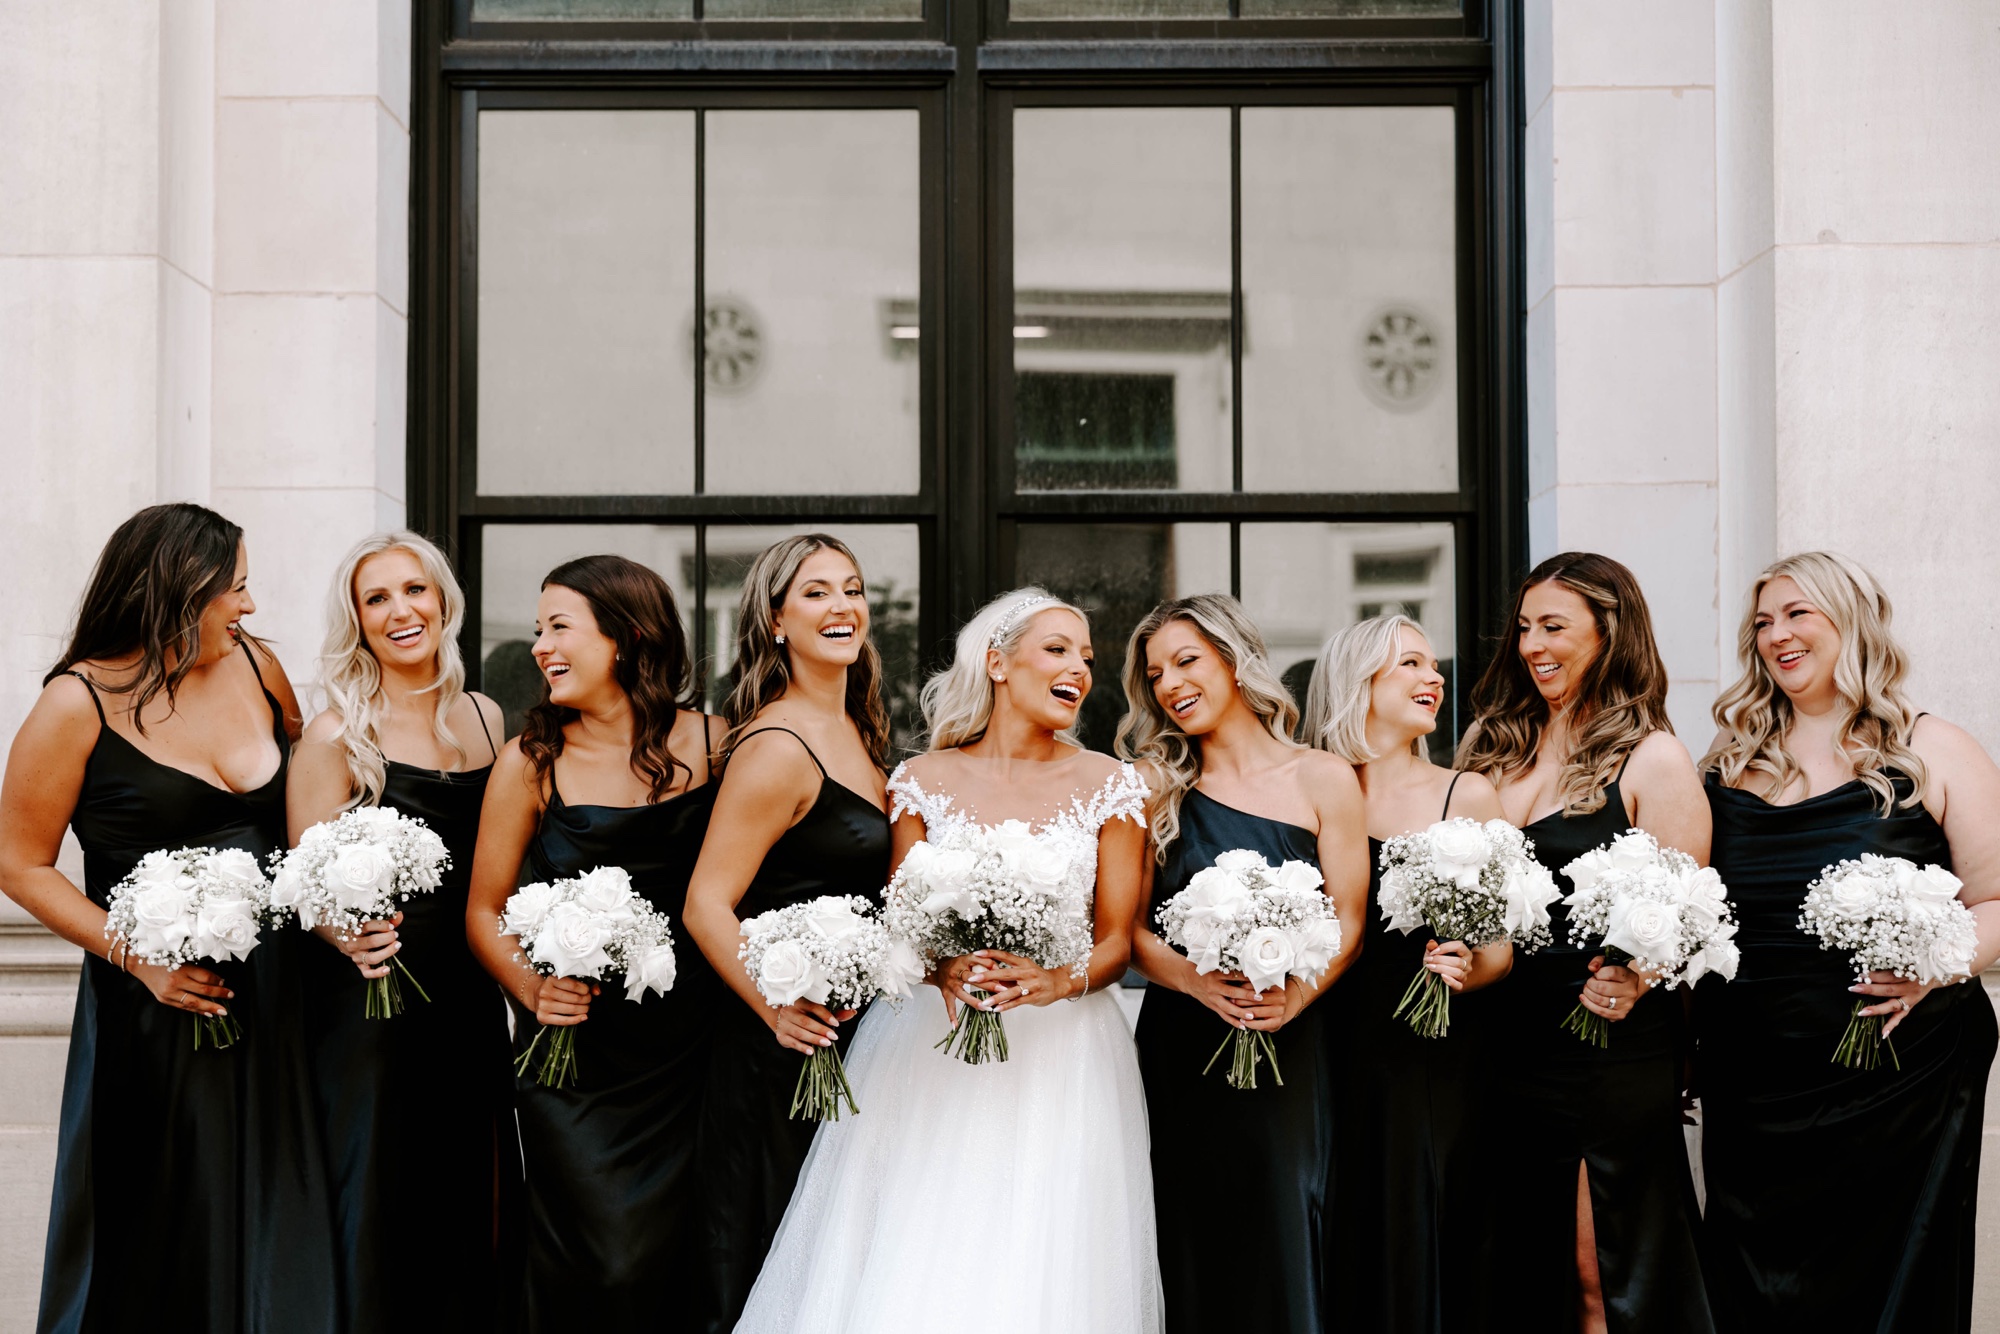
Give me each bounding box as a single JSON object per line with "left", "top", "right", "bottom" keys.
{"left": 195, "top": 541, "right": 256, "bottom": 667}
{"left": 773, "top": 549, "right": 870, "bottom": 674}
{"left": 353, "top": 547, "right": 442, "bottom": 675}
{"left": 1516, "top": 580, "right": 1600, "bottom": 710}
{"left": 1753, "top": 575, "right": 1838, "bottom": 707}
{"left": 533, "top": 584, "right": 619, "bottom": 710}
{"left": 992, "top": 607, "right": 1092, "bottom": 733}
{"left": 1144, "top": 617, "right": 1240, "bottom": 738}
{"left": 1369, "top": 624, "right": 1445, "bottom": 741}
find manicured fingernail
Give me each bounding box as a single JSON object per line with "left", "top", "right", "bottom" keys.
{"left": 820, "top": 1036, "right": 833, "bottom": 1046}
{"left": 216, "top": 1007, "right": 229, "bottom": 1017}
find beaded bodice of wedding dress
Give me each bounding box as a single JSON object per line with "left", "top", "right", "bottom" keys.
{"left": 732, "top": 752, "right": 1163, "bottom": 1334}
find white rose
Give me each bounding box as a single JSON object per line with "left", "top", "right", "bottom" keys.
{"left": 623, "top": 942, "right": 678, "bottom": 1002}
{"left": 300, "top": 822, "right": 335, "bottom": 849}
{"left": 1238, "top": 926, "right": 1298, "bottom": 993}
{"left": 573, "top": 867, "right": 638, "bottom": 923}
{"left": 347, "top": 805, "right": 398, "bottom": 833}
{"left": 1917, "top": 929, "right": 1974, "bottom": 984}
{"left": 1178, "top": 912, "right": 1223, "bottom": 955}
{"left": 1275, "top": 860, "right": 1324, "bottom": 895}
{"left": 533, "top": 901, "right": 614, "bottom": 979}
{"left": 128, "top": 852, "right": 184, "bottom": 888}
{"left": 330, "top": 842, "right": 396, "bottom": 913}
{"left": 756, "top": 938, "right": 830, "bottom": 1007}
{"left": 267, "top": 859, "right": 304, "bottom": 912}
{"left": 194, "top": 897, "right": 261, "bottom": 962}
{"left": 202, "top": 847, "right": 266, "bottom": 894}
{"left": 1609, "top": 830, "right": 1658, "bottom": 871}
{"left": 1291, "top": 916, "right": 1343, "bottom": 980}
{"left": 1019, "top": 844, "right": 1070, "bottom": 890}
{"left": 897, "top": 841, "right": 937, "bottom": 881}
{"left": 1429, "top": 819, "right": 1493, "bottom": 888}
{"left": 805, "top": 897, "right": 866, "bottom": 942}
{"left": 502, "top": 882, "right": 560, "bottom": 939}
{"left": 1826, "top": 874, "right": 1879, "bottom": 922}
{"left": 1685, "top": 920, "right": 1740, "bottom": 985}
{"left": 1189, "top": 939, "right": 1226, "bottom": 975}
{"left": 1562, "top": 847, "right": 1614, "bottom": 895}
{"left": 1212, "top": 848, "right": 1269, "bottom": 877}
{"left": 924, "top": 848, "right": 979, "bottom": 895}
{"left": 920, "top": 885, "right": 981, "bottom": 920}
{"left": 879, "top": 939, "right": 926, "bottom": 999}
{"left": 1502, "top": 863, "right": 1560, "bottom": 938}
{"left": 1378, "top": 869, "right": 1425, "bottom": 934}
{"left": 1899, "top": 862, "right": 1964, "bottom": 910}
{"left": 130, "top": 885, "right": 195, "bottom": 956}
{"left": 1680, "top": 867, "right": 1729, "bottom": 930}
{"left": 987, "top": 820, "right": 1037, "bottom": 868}
{"left": 1604, "top": 896, "right": 1679, "bottom": 964}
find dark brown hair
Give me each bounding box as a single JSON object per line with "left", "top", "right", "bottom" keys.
{"left": 519, "top": 554, "right": 696, "bottom": 801}
{"left": 1455, "top": 551, "right": 1673, "bottom": 815}
{"left": 47, "top": 503, "right": 252, "bottom": 732}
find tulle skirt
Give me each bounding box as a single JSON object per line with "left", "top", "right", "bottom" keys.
{"left": 735, "top": 985, "right": 1162, "bottom": 1334}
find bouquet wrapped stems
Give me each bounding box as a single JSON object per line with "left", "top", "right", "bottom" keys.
{"left": 364, "top": 956, "right": 432, "bottom": 1021}
{"left": 793, "top": 1043, "right": 860, "bottom": 1121}
{"left": 934, "top": 989, "right": 1010, "bottom": 1065}
{"left": 1560, "top": 945, "right": 1632, "bottom": 1049}
{"left": 1205, "top": 1024, "right": 1283, "bottom": 1091}
{"left": 1833, "top": 998, "right": 1901, "bottom": 1072}
{"left": 1393, "top": 963, "right": 1454, "bottom": 1040}
{"left": 515, "top": 1023, "right": 579, "bottom": 1090}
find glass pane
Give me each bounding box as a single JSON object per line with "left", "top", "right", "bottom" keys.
{"left": 1013, "top": 109, "right": 1232, "bottom": 492}
{"left": 479, "top": 525, "right": 699, "bottom": 734}
{"left": 1242, "top": 0, "right": 1456, "bottom": 12}
{"left": 1011, "top": 0, "right": 1225, "bottom": 16}
{"left": 707, "top": 0, "right": 919, "bottom": 15}
{"left": 1239, "top": 521, "right": 1457, "bottom": 755}
{"left": 474, "top": 0, "right": 693, "bottom": 23}
{"left": 478, "top": 111, "right": 695, "bottom": 496}
{"left": 1012, "top": 523, "right": 1230, "bottom": 752}
{"left": 703, "top": 111, "right": 922, "bottom": 496}
{"left": 1240, "top": 106, "right": 1458, "bottom": 493}
{"left": 701, "top": 525, "right": 924, "bottom": 752}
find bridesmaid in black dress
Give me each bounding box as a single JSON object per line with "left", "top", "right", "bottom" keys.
{"left": 1306, "top": 614, "right": 1512, "bottom": 1334}
{"left": 1119, "top": 595, "right": 1368, "bottom": 1334}
{"left": 1696, "top": 551, "right": 2000, "bottom": 1333}
{"left": 286, "top": 533, "right": 518, "bottom": 1333}
{"left": 1457, "top": 553, "right": 1714, "bottom": 1334}
{"left": 683, "top": 534, "right": 892, "bottom": 1333}
{"left": 0, "top": 503, "right": 336, "bottom": 1334}
{"left": 465, "top": 554, "right": 722, "bottom": 1328}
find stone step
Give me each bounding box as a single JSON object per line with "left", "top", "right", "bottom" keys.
{"left": 0, "top": 922, "right": 80, "bottom": 1038}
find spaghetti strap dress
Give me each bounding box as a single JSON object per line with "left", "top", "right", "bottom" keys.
{"left": 1486, "top": 768, "right": 1713, "bottom": 1334}
{"left": 1696, "top": 769, "right": 1997, "bottom": 1333}
{"left": 699, "top": 727, "right": 890, "bottom": 1333}
{"left": 37, "top": 650, "right": 338, "bottom": 1334}
{"left": 302, "top": 710, "right": 520, "bottom": 1333}
{"left": 1326, "top": 773, "right": 1494, "bottom": 1334}
{"left": 513, "top": 770, "right": 720, "bottom": 1328}
{"left": 1135, "top": 788, "right": 1331, "bottom": 1334}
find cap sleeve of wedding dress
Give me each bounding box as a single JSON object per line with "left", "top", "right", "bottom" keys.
{"left": 1083, "top": 761, "right": 1149, "bottom": 831}
{"left": 886, "top": 760, "right": 953, "bottom": 829}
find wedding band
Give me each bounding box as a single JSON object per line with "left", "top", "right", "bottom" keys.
{"left": 1897, "top": 999, "right": 1909, "bottom": 1012}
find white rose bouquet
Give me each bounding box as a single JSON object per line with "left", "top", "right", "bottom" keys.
{"left": 739, "top": 894, "right": 925, "bottom": 1122}
{"left": 881, "top": 820, "right": 1095, "bottom": 1065}
{"left": 500, "top": 866, "right": 678, "bottom": 1088}
{"left": 267, "top": 805, "right": 452, "bottom": 1019}
{"left": 1798, "top": 854, "right": 1977, "bottom": 1070}
{"left": 102, "top": 845, "right": 273, "bottom": 1049}
{"left": 1153, "top": 849, "right": 1343, "bottom": 1089}
{"left": 1376, "top": 817, "right": 1562, "bottom": 1038}
{"left": 1559, "top": 829, "right": 1741, "bottom": 1047}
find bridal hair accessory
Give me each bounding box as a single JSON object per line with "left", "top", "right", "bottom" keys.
{"left": 989, "top": 595, "right": 1055, "bottom": 648}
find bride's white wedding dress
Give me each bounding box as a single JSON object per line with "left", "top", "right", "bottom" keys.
{"left": 734, "top": 758, "right": 1163, "bottom": 1334}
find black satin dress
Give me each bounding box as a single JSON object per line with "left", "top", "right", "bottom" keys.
{"left": 40, "top": 657, "right": 337, "bottom": 1334}
{"left": 699, "top": 728, "right": 891, "bottom": 1333}
{"left": 303, "top": 738, "right": 520, "bottom": 1333}
{"left": 1488, "top": 772, "right": 1712, "bottom": 1334}
{"left": 1135, "top": 789, "right": 1332, "bottom": 1334}
{"left": 1697, "top": 771, "right": 1997, "bottom": 1333}
{"left": 1325, "top": 778, "right": 1495, "bottom": 1334}
{"left": 513, "top": 773, "right": 720, "bottom": 1328}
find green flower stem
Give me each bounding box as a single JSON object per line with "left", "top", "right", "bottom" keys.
{"left": 791, "top": 1044, "right": 861, "bottom": 1121}
{"left": 935, "top": 989, "right": 1010, "bottom": 1064}
{"left": 1203, "top": 1024, "right": 1284, "bottom": 1091}
{"left": 363, "top": 956, "right": 433, "bottom": 1021}
{"left": 1559, "top": 944, "right": 1633, "bottom": 1048}
{"left": 1393, "top": 966, "right": 1452, "bottom": 1039}
{"left": 515, "top": 1023, "right": 580, "bottom": 1089}
{"left": 1833, "top": 999, "right": 1901, "bottom": 1071}
{"left": 192, "top": 1012, "right": 242, "bottom": 1051}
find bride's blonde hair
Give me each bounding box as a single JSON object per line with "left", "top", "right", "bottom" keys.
{"left": 317, "top": 531, "right": 470, "bottom": 808}
{"left": 920, "top": 587, "right": 1089, "bottom": 751}
{"left": 1701, "top": 551, "right": 1929, "bottom": 813}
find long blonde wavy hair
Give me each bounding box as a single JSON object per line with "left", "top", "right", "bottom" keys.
{"left": 1701, "top": 551, "right": 1929, "bottom": 813}
{"left": 1115, "top": 594, "right": 1301, "bottom": 861}
{"left": 720, "top": 533, "right": 892, "bottom": 769}
{"left": 1304, "top": 614, "right": 1429, "bottom": 763}
{"left": 1456, "top": 552, "right": 1673, "bottom": 816}
{"left": 920, "top": 587, "right": 1089, "bottom": 751}
{"left": 317, "top": 532, "right": 470, "bottom": 809}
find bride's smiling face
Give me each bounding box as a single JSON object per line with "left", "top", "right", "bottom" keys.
{"left": 991, "top": 608, "right": 1092, "bottom": 733}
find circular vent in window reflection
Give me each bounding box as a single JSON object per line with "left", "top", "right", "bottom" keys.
{"left": 699, "top": 297, "right": 765, "bottom": 393}
{"left": 1358, "top": 306, "right": 1441, "bottom": 411}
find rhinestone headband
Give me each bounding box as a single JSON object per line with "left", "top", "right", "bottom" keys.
{"left": 988, "top": 594, "right": 1055, "bottom": 648}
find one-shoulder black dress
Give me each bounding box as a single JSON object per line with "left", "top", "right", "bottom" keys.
{"left": 1326, "top": 776, "right": 1494, "bottom": 1334}
{"left": 39, "top": 656, "right": 337, "bottom": 1334}
{"left": 514, "top": 774, "right": 720, "bottom": 1327}
{"left": 1697, "top": 771, "right": 1997, "bottom": 1333}
{"left": 1488, "top": 771, "right": 1712, "bottom": 1334}
{"left": 700, "top": 727, "right": 891, "bottom": 1333}
{"left": 303, "top": 732, "right": 520, "bottom": 1333}
{"left": 1135, "top": 788, "right": 1332, "bottom": 1334}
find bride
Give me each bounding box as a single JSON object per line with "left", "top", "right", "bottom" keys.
{"left": 735, "top": 588, "right": 1163, "bottom": 1334}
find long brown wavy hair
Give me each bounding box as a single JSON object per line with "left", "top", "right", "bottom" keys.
{"left": 1701, "top": 551, "right": 1928, "bottom": 813}
{"left": 48, "top": 503, "right": 264, "bottom": 731}
{"left": 519, "top": 554, "right": 697, "bottom": 801}
{"left": 1456, "top": 552, "right": 1673, "bottom": 816}
{"left": 720, "top": 533, "right": 891, "bottom": 769}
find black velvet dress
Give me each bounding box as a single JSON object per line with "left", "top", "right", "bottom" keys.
{"left": 1135, "top": 789, "right": 1332, "bottom": 1334}
{"left": 1697, "top": 771, "right": 1997, "bottom": 1333}
{"left": 302, "top": 739, "right": 520, "bottom": 1333}
{"left": 514, "top": 775, "right": 720, "bottom": 1328}
{"left": 700, "top": 728, "right": 891, "bottom": 1333}
{"left": 1487, "top": 772, "right": 1713, "bottom": 1334}
{"left": 39, "top": 658, "right": 337, "bottom": 1334}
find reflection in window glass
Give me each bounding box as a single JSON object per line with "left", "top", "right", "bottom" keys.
{"left": 1241, "top": 0, "right": 1456, "bottom": 13}
{"left": 478, "top": 111, "right": 696, "bottom": 496}
{"left": 704, "top": 111, "right": 922, "bottom": 496}
{"left": 706, "top": 0, "right": 919, "bottom": 14}
{"left": 1013, "top": 523, "right": 1230, "bottom": 752}
{"left": 1240, "top": 106, "right": 1458, "bottom": 493}
{"left": 1238, "top": 522, "right": 1456, "bottom": 752}
{"left": 1012, "top": 0, "right": 1223, "bottom": 14}
{"left": 1013, "top": 109, "right": 1232, "bottom": 493}
{"left": 474, "top": 0, "right": 693, "bottom": 19}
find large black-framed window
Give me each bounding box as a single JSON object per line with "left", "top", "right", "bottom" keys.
{"left": 409, "top": 0, "right": 1525, "bottom": 747}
